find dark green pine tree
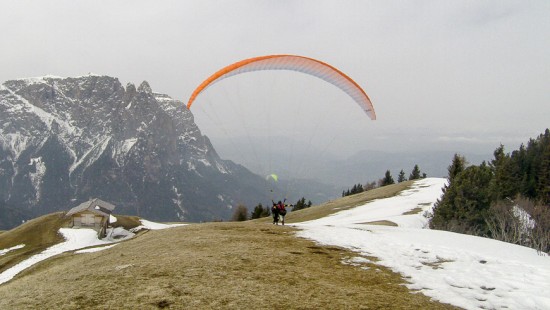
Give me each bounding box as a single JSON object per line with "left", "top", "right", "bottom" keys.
{"left": 521, "top": 137, "right": 541, "bottom": 200}
{"left": 430, "top": 154, "right": 466, "bottom": 230}
{"left": 437, "top": 154, "right": 467, "bottom": 210}
{"left": 489, "top": 144, "right": 519, "bottom": 201}
{"left": 382, "top": 170, "right": 395, "bottom": 186}
{"left": 409, "top": 164, "right": 421, "bottom": 180}
{"left": 250, "top": 203, "right": 270, "bottom": 219}
{"left": 537, "top": 136, "right": 550, "bottom": 204}
{"left": 448, "top": 154, "right": 466, "bottom": 182}
{"left": 430, "top": 162, "right": 493, "bottom": 236}
{"left": 430, "top": 129, "right": 550, "bottom": 249}
{"left": 511, "top": 144, "right": 529, "bottom": 196}
{"left": 397, "top": 169, "right": 407, "bottom": 183}
{"left": 292, "top": 197, "right": 312, "bottom": 211}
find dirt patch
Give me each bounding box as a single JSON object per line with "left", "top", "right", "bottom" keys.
{"left": 362, "top": 220, "right": 398, "bottom": 227}
{"left": 421, "top": 257, "right": 455, "bottom": 270}
{"left": 402, "top": 207, "right": 423, "bottom": 215}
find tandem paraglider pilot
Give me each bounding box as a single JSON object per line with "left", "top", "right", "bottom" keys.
{"left": 272, "top": 201, "right": 280, "bottom": 225}
{"left": 271, "top": 200, "right": 287, "bottom": 225}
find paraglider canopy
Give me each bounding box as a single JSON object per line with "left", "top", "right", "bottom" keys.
{"left": 186, "top": 54, "right": 376, "bottom": 120}
{"left": 266, "top": 174, "right": 279, "bottom": 182}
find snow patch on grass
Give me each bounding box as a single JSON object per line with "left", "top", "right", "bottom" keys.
{"left": 0, "top": 219, "right": 185, "bottom": 286}
{"left": 130, "top": 219, "right": 187, "bottom": 232}
{"left": 0, "top": 244, "right": 25, "bottom": 256}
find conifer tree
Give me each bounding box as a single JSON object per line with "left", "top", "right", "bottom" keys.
{"left": 489, "top": 145, "right": 519, "bottom": 201}
{"left": 292, "top": 197, "right": 312, "bottom": 211}
{"left": 343, "top": 183, "right": 365, "bottom": 196}
{"left": 430, "top": 129, "right": 550, "bottom": 252}
{"left": 512, "top": 144, "right": 529, "bottom": 196}
{"left": 448, "top": 154, "right": 466, "bottom": 182}
{"left": 250, "top": 203, "right": 270, "bottom": 219}
{"left": 409, "top": 164, "right": 421, "bottom": 180}
{"left": 342, "top": 189, "right": 351, "bottom": 197}
{"left": 398, "top": 169, "right": 407, "bottom": 183}
{"left": 382, "top": 170, "right": 395, "bottom": 186}
{"left": 430, "top": 162, "right": 493, "bottom": 235}
{"left": 521, "top": 138, "right": 542, "bottom": 199}
{"left": 538, "top": 139, "right": 550, "bottom": 204}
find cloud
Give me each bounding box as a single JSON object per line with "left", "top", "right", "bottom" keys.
{"left": 436, "top": 136, "right": 487, "bottom": 144}
{"left": 1, "top": 0, "right": 549, "bottom": 157}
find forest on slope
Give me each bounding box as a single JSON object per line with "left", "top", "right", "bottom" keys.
{"left": 430, "top": 129, "right": 550, "bottom": 253}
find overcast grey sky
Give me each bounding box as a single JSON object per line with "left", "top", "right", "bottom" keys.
{"left": 2, "top": 0, "right": 549, "bottom": 159}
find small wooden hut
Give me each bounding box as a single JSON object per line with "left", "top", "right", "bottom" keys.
{"left": 66, "top": 198, "right": 115, "bottom": 238}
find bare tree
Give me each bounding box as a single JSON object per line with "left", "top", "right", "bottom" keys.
{"left": 487, "top": 197, "right": 550, "bottom": 254}
{"left": 518, "top": 198, "right": 550, "bottom": 254}
{"left": 231, "top": 204, "right": 249, "bottom": 222}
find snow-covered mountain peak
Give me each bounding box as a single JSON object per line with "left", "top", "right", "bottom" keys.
{"left": 137, "top": 81, "right": 152, "bottom": 93}
{"left": 0, "top": 75, "right": 268, "bottom": 228}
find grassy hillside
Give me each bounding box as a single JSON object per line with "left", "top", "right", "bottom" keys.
{"left": 0, "top": 213, "right": 143, "bottom": 275}
{"left": 0, "top": 212, "right": 68, "bottom": 274}
{"left": 0, "top": 182, "right": 457, "bottom": 309}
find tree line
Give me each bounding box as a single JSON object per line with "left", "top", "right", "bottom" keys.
{"left": 429, "top": 129, "right": 550, "bottom": 254}
{"left": 342, "top": 164, "right": 426, "bottom": 197}
{"left": 232, "top": 197, "right": 313, "bottom": 221}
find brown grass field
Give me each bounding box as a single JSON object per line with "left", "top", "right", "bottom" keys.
{"left": 0, "top": 212, "right": 68, "bottom": 274}
{"left": 0, "top": 182, "right": 458, "bottom": 309}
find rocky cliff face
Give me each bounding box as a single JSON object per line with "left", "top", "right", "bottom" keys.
{"left": 0, "top": 75, "right": 268, "bottom": 229}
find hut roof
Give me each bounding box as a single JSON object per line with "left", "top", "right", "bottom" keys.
{"left": 67, "top": 198, "right": 116, "bottom": 217}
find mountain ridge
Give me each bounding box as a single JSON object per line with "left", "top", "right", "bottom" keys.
{"left": 0, "top": 75, "right": 271, "bottom": 228}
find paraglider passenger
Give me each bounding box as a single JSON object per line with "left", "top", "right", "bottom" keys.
{"left": 278, "top": 201, "right": 287, "bottom": 225}
{"left": 271, "top": 201, "right": 280, "bottom": 225}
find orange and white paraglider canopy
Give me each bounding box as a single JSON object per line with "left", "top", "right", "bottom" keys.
{"left": 186, "top": 54, "right": 376, "bottom": 120}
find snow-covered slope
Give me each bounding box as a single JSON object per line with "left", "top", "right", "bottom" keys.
{"left": 294, "top": 178, "right": 550, "bottom": 310}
